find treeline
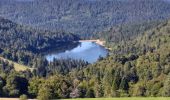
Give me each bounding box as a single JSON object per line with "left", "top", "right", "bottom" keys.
{"left": 1, "top": 0, "right": 170, "bottom": 37}
{"left": 0, "top": 57, "right": 88, "bottom": 99}
{"left": 34, "top": 58, "right": 88, "bottom": 77}
{"left": 0, "top": 58, "right": 14, "bottom": 74}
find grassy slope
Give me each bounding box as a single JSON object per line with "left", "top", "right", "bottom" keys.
{"left": 0, "top": 57, "right": 33, "bottom": 71}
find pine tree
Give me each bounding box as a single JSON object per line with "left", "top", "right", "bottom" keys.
{"left": 119, "top": 77, "right": 129, "bottom": 91}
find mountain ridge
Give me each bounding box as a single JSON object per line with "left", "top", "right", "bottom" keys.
{"left": 1, "top": 0, "right": 170, "bottom": 37}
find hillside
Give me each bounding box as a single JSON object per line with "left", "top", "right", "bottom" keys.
{"left": 95, "top": 21, "right": 163, "bottom": 45}
{"left": 0, "top": 17, "right": 79, "bottom": 53}
{"left": 0, "top": 18, "right": 168, "bottom": 99}
{"left": 0, "top": 17, "right": 79, "bottom": 66}
{"left": 71, "top": 19, "right": 170, "bottom": 97}
{"left": 1, "top": 0, "right": 170, "bottom": 37}
{"left": 0, "top": 57, "right": 32, "bottom": 71}
{"left": 0, "top": 0, "right": 170, "bottom": 99}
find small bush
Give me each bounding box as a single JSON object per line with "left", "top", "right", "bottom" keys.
{"left": 19, "top": 94, "right": 28, "bottom": 100}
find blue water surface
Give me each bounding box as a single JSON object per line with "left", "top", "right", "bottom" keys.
{"left": 45, "top": 42, "right": 108, "bottom": 63}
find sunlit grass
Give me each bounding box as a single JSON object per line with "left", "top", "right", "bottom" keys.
{"left": 0, "top": 57, "right": 33, "bottom": 71}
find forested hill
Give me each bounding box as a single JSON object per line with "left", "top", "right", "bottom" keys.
{"left": 1, "top": 0, "right": 170, "bottom": 37}
{"left": 0, "top": 17, "right": 169, "bottom": 99}
{"left": 0, "top": 17, "right": 79, "bottom": 66}
{"left": 71, "top": 19, "right": 170, "bottom": 97}
{"left": 0, "top": 17, "right": 79, "bottom": 53}
{"left": 95, "top": 21, "right": 163, "bottom": 44}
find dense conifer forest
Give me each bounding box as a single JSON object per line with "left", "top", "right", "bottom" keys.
{"left": 1, "top": 0, "right": 170, "bottom": 37}
{"left": 0, "top": 17, "right": 80, "bottom": 66}
{"left": 0, "top": 0, "right": 170, "bottom": 100}
{"left": 0, "top": 16, "right": 169, "bottom": 99}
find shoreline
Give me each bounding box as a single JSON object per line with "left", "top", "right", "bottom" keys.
{"left": 79, "top": 39, "right": 112, "bottom": 51}
{"left": 79, "top": 39, "right": 105, "bottom": 46}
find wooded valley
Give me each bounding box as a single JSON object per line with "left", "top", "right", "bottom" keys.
{"left": 0, "top": 0, "right": 170, "bottom": 100}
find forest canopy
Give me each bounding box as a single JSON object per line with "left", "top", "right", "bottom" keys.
{"left": 0, "top": 16, "right": 170, "bottom": 99}
{"left": 0, "top": 0, "right": 170, "bottom": 99}
{"left": 0, "top": 0, "right": 170, "bottom": 37}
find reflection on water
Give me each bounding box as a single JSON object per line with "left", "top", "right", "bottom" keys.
{"left": 45, "top": 41, "right": 108, "bottom": 63}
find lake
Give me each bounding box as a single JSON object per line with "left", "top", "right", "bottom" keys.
{"left": 45, "top": 41, "right": 108, "bottom": 63}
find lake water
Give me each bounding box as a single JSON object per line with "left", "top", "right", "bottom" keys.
{"left": 45, "top": 41, "right": 108, "bottom": 63}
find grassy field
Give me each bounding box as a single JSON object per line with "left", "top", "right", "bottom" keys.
{"left": 0, "top": 57, "right": 34, "bottom": 71}
{"left": 62, "top": 98, "right": 170, "bottom": 100}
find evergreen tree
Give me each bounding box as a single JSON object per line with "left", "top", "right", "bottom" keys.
{"left": 37, "top": 86, "right": 52, "bottom": 100}
{"left": 162, "top": 73, "right": 170, "bottom": 96}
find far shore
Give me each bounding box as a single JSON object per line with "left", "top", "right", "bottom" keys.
{"left": 79, "top": 39, "right": 105, "bottom": 46}
{"left": 79, "top": 39, "right": 112, "bottom": 50}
